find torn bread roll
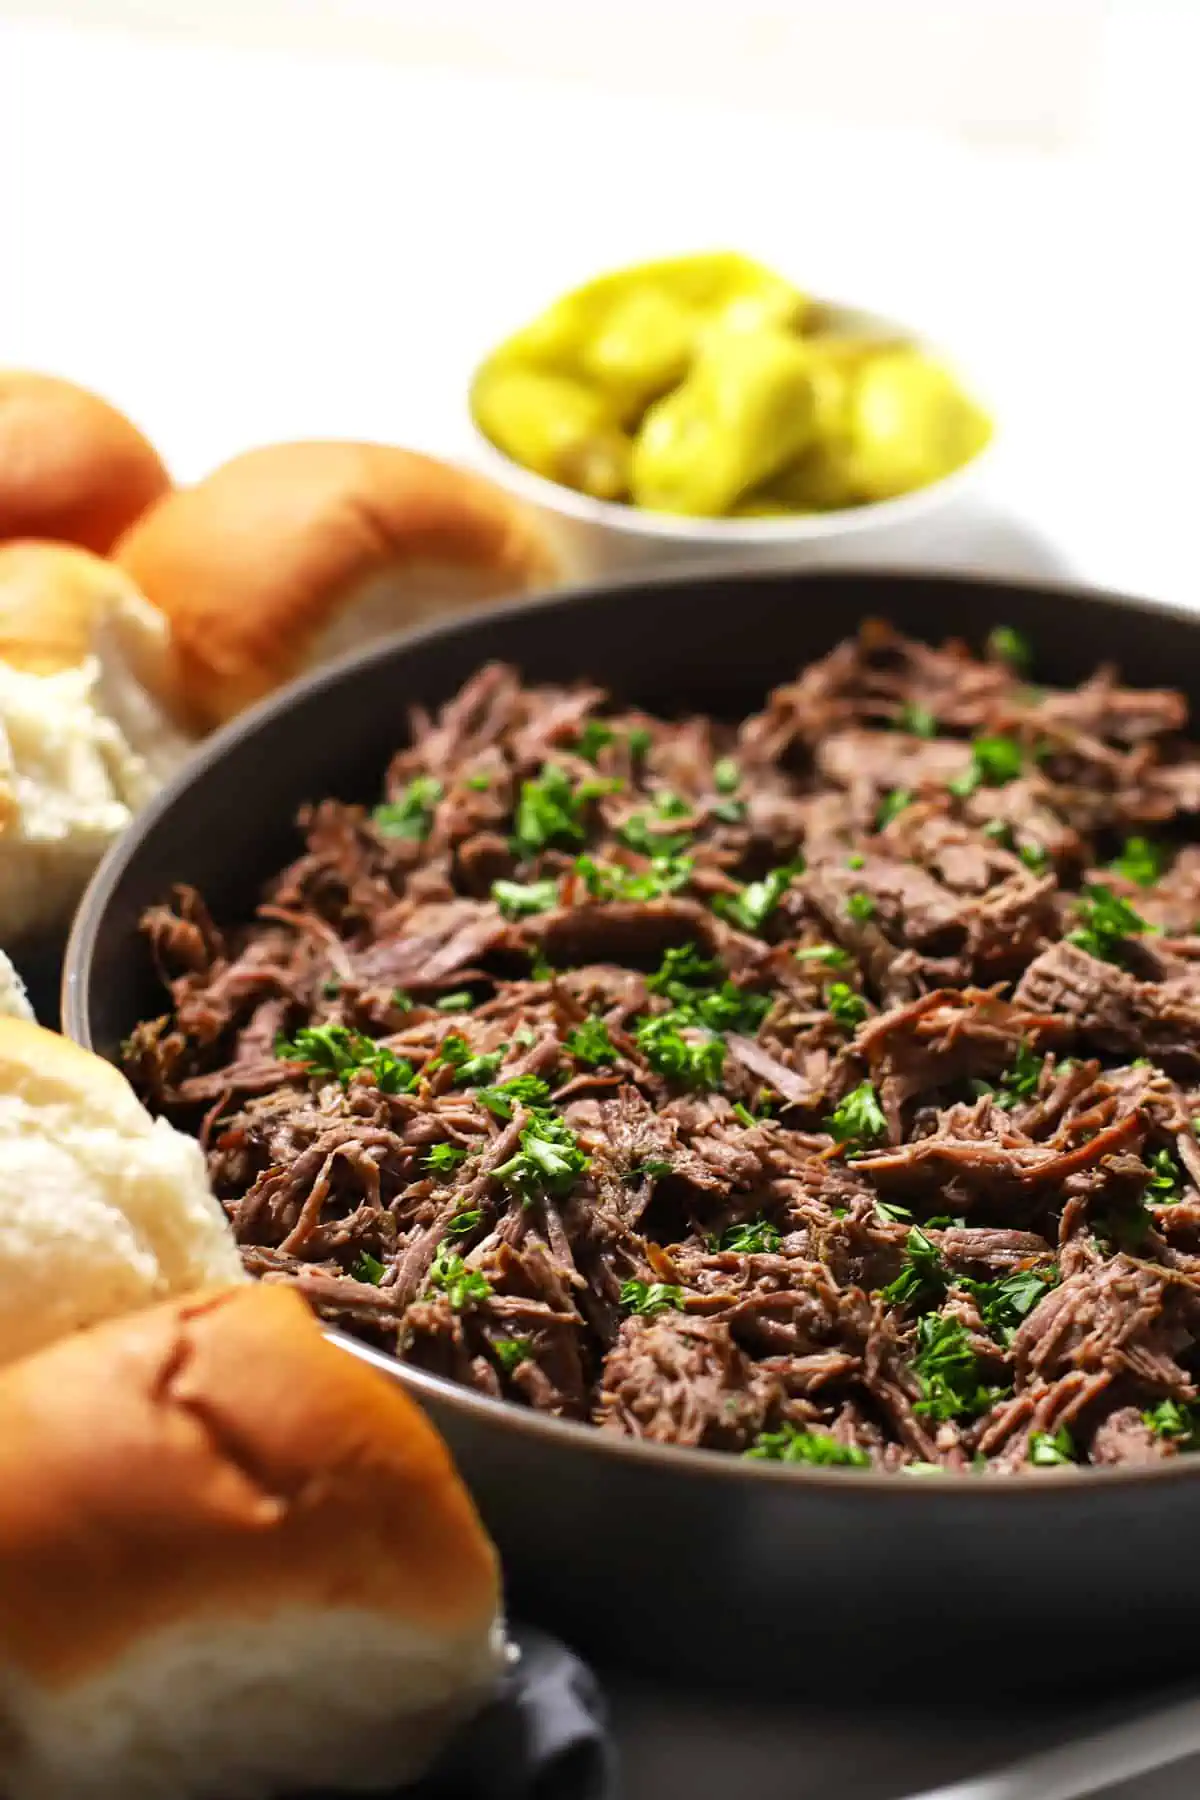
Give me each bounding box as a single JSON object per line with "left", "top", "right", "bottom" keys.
{"left": 0, "top": 370, "right": 170, "bottom": 554}
{"left": 0, "top": 1284, "right": 506, "bottom": 1800}
{"left": 115, "top": 440, "right": 563, "bottom": 732}
{"left": 0, "top": 542, "right": 196, "bottom": 946}
{"left": 0, "top": 1020, "right": 244, "bottom": 1365}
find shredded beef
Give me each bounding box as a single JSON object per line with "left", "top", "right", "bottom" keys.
{"left": 126, "top": 622, "right": 1200, "bottom": 1475}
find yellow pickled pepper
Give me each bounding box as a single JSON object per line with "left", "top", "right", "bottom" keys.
{"left": 470, "top": 363, "right": 631, "bottom": 501}
{"left": 630, "top": 327, "right": 818, "bottom": 517}
{"left": 845, "top": 348, "right": 991, "bottom": 501}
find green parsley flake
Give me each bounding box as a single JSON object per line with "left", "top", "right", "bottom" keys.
{"left": 492, "top": 877, "right": 560, "bottom": 919}
{"left": 1143, "top": 1398, "right": 1199, "bottom": 1447}
{"left": 565, "top": 1015, "right": 617, "bottom": 1067}
{"left": 646, "top": 944, "right": 770, "bottom": 1037}
{"left": 619, "top": 811, "right": 693, "bottom": 859}
{"left": 880, "top": 1226, "right": 946, "bottom": 1311}
{"left": 627, "top": 726, "right": 653, "bottom": 761}
{"left": 1029, "top": 1427, "right": 1075, "bottom": 1467}
{"left": 274, "top": 1025, "right": 416, "bottom": 1095}
{"left": 824, "top": 1080, "right": 887, "bottom": 1150}
{"left": 432, "top": 1035, "right": 506, "bottom": 1086}
{"left": 901, "top": 702, "right": 937, "bottom": 739}
{"left": 632, "top": 1158, "right": 673, "bottom": 1180}
{"left": 1146, "top": 1146, "right": 1184, "bottom": 1205}
{"left": 465, "top": 772, "right": 491, "bottom": 791}
{"left": 986, "top": 624, "right": 1033, "bottom": 672}
{"left": 1068, "top": 883, "right": 1152, "bottom": 963}
{"left": 911, "top": 1315, "right": 1008, "bottom": 1422}
{"left": 425, "top": 1142, "right": 469, "bottom": 1176}
{"left": 826, "top": 981, "right": 868, "bottom": 1030}
{"left": 427, "top": 1245, "right": 490, "bottom": 1310}
{"left": 352, "top": 1252, "right": 387, "bottom": 1286}
{"left": 575, "top": 720, "right": 615, "bottom": 762}
{"left": 436, "top": 990, "right": 474, "bottom": 1012}
{"left": 391, "top": 989, "right": 414, "bottom": 1012}
{"left": 744, "top": 1427, "right": 870, "bottom": 1468}
{"left": 713, "top": 1216, "right": 782, "bottom": 1254}
{"left": 949, "top": 735, "right": 1024, "bottom": 798}
{"left": 473, "top": 1073, "right": 553, "bottom": 1121}
{"left": 794, "top": 942, "right": 850, "bottom": 968}
{"left": 876, "top": 788, "right": 914, "bottom": 830}
{"left": 713, "top": 757, "right": 741, "bottom": 794}
{"left": 619, "top": 1279, "right": 685, "bottom": 1316}
{"left": 982, "top": 818, "right": 1012, "bottom": 845}
{"left": 372, "top": 775, "right": 443, "bottom": 840}
{"left": 635, "top": 1013, "right": 726, "bottom": 1090}
{"left": 845, "top": 891, "right": 875, "bottom": 923}
{"left": 513, "top": 763, "right": 619, "bottom": 859}
{"left": 716, "top": 860, "right": 804, "bottom": 934}
{"left": 573, "top": 851, "right": 693, "bottom": 903}
{"left": 1109, "top": 835, "right": 1168, "bottom": 887}
{"left": 960, "top": 1265, "right": 1057, "bottom": 1345}
{"left": 493, "top": 1336, "right": 533, "bottom": 1372}
{"left": 874, "top": 1201, "right": 912, "bottom": 1224}
{"left": 444, "top": 1207, "right": 483, "bottom": 1238}
{"left": 493, "top": 1112, "right": 590, "bottom": 1202}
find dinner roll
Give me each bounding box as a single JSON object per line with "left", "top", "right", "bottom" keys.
{"left": 0, "top": 1020, "right": 244, "bottom": 1366}
{"left": 0, "top": 1283, "right": 506, "bottom": 1800}
{"left": 115, "top": 441, "right": 564, "bottom": 732}
{"left": 0, "top": 371, "right": 170, "bottom": 553}
{"left": 0, "top": 952, "right": 32, "bottom": 1021}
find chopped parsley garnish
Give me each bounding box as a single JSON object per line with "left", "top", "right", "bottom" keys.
{"left": 575, "top": 720, "right": 615, "bottom": 762}
{"left": 619, "top": 1279, "right": 685, "bottom": 1316}
{"left": 473, "top": 1073, "right": 553, "bottom": 1121}
{"left": 274, "top": 1024, "right": 416, "bottom": 1094}
{"left": 493, "top": 1336, "right": 533, "bottom": 1372}
{"left": 960, "top": 1265, "right": 1057, "bottom": 1345}
{"left": 874, "top": 1200, "right": 912, "bottom": 1224}
{"left": 712, "top": 796, "right": 747, "bottom": 825}
{"left": 990, "top": 1041, "right": 1043, "bottom": 1108}
{"left": 982, "top": 818, "right": 1012, "bottom": 844}
{"left": 1146, "top": 1146, "right": 1184, "bottom": 1205}
{"left": 877, "top": 788, "right": 913, "bottom": 830}
{"left": 372, "top": 775, "right": 443, "bottom": 840}
{"left": 618, "top": 812, "right": 693, "bottom": 859}
{"left": 436, "top": 990, "right": 474, "bottom": 1012}
{"left": 1109, "top": 835, "right": 1167, "bottom": 887}
{"left": 352, "top": 1251, "right": 387, "bottom": 1285}
{"left": 632, "top": 1157, "right": 673, "bottom": 1180}
{"left": 1143, "top": 1398, "right": 1200, "bottom": 1447}
{"left": 654, "top": 788, "right": 691, "bottom": 819}
{"left": 824, "top": 1080, "right": 887, "bottom": 1151}
{"left": 794, "top": 942, "right": 850, "bottom": 968}
{"left": 492, "top": 876, "right": 560, "bottom": 918}
{"left": 565, "top": 1015, "right": 617, "bottom": 1067}
{"left": 901, "top": 702, "right": 937, "bottom": 738}
{"left": 391, "top": 989, "right": 414, "bottom": 1012}
{"left": 635, "top": 1013, "right": 725, "bottom": 1089}
{"left": 949, "top": 734, "right": 1023, "bottom": 798}
{"left": 1067, "top": 883, "right": 1151, "bottom": 963}
{"left": 911, "top": 1315, "right": 1007, "bottom": 1422}
{"left": 714, "top": 860, "right": 804, "bottom": 935}
{"left": 712, "top": 1216, "right": 782, "bottom": 1254}
{"left": 744, "top": 1427, "right": 870, "bottom": 1468}
{"left": 574, "top": 851, "right": 693, "bottom": 902}
{"left": 986, "top": 624, "right": 1032, "bottom": 672}
{"left": 731, "top": 1101, "right": 757, "bottom": 1128}
{"left": 322, "top": 977, "right": 341, "bottom": 999}
{"left": 493, "top": 1112, "right": 590, "bottom": 1202}
{"left": 432, "top": 1035, "right": 506, "bottom": 1086}
{"left": 425, "top": 1142, "right": 469, "bottom": 1176}
{"left": 880, "top": 1226, "right": 946, "bottom": 1311}
{"left": 846, "top": 852, "right": 865, "bottom": 871}
{"left": 427, "top": 1245, "right": 490, "bottom": 1310}
{"left": 826, "top": 981, "right": 868, "bottom": 1030}
{"left": 713, "top": 757, "right": 741, "bottom": 793}
{"left": 1019, "top": 842, "right": 1051, "bottom": 873}
{"left": 512, "top": 763, "right": 618, "bottom": 859}
{"left": 1029, "top": 1427, "right": 1075, "bottom": 1467}
{"left": 646, "top": 944, "right": 770, "bottom": 1036}
{"left": 627, "top": 726, "right": 653, "bottom": 761}
{"left": 465, "top": 772, "right": 491, "bottom": 791}
{"left": 444, "top": 1207, "right": 483, "bottom": 1237}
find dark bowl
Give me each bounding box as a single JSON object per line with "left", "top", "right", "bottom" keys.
{"left": 64, "top": 567, "right": 1200, "bottom": 1700}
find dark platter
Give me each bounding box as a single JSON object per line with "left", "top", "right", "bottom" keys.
{"left": 64, "top": 566, "right": 1200, "bottom": 1700}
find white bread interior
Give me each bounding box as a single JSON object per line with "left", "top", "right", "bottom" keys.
{"left": 0, "top": 1020, "right": 244, "bottom": 1365}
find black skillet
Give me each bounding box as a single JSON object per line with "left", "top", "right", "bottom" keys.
{"left": 63, "top": 566, "right": 1200, "bottom": 1702}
